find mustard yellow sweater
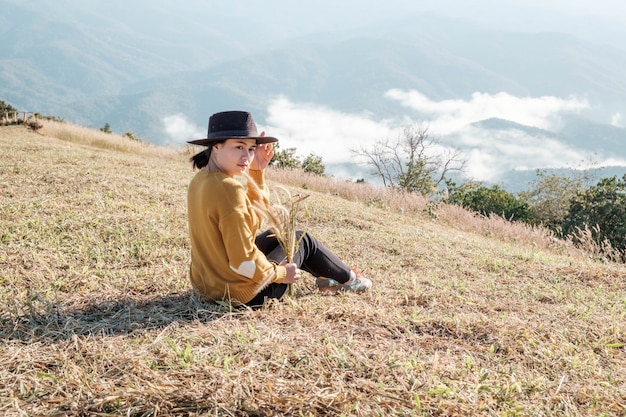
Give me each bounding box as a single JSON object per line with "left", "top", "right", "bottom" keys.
{"left": 187, "top": 169, "right": 287, "bottom": 305}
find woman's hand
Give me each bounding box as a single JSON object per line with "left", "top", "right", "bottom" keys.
{"left": 281, "top": 261, "right": 301, "bottom": 284}
{"left": 250, "top": 131, "right": 274, "bottom": 171}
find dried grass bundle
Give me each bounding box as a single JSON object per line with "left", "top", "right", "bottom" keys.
{"left": 246, "top": 174, "right": 309, "bottom": 295}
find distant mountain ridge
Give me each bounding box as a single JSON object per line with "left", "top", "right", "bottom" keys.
{"left": 472, "top": 118, "right": 558, "bottom": 139}
{"left": 2, "top": 1, "right": 626, "bottom": 189}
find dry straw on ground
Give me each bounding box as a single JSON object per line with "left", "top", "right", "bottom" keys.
{"left": 1, "top": 122, "right": 625, "bottom": 416}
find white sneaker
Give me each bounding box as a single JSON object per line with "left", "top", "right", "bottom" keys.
{"left": 316, "top": 266, "right": 372, "bottom": 294}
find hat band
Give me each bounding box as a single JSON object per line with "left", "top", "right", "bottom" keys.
{"left": 208, "top": 129, "right": 258, "bottom": 138}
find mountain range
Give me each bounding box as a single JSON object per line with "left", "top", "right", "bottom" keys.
{"left": 2, "top": 0, "right": 626, "bottom": 190}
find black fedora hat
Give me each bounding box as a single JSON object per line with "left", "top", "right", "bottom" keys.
{"left": 187, "top": 110, "right": 278, "bottom": 146}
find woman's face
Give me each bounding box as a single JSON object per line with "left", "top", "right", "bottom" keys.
{"left": 212, "top": 138, "right": 257, "bottom": 176}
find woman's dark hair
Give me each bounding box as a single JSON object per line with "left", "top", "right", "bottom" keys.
{"left": 189, "top": 140, "right": 225, "bottom": 169}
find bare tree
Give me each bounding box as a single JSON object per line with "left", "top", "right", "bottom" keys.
{"left": 352, "top": 123, "right": 465, "bottom": 195}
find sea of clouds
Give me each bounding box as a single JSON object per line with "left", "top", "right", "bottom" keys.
{"left": 163, "top": 89, "right": 626, "bottom": 183}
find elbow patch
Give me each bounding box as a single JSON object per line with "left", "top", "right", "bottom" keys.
{"left": 230, "top": 260, "right": 256, "bottom": 279}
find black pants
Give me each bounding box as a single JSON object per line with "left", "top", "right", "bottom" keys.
{"left": 246, "top": 230, "right": 351, "bottom": 307}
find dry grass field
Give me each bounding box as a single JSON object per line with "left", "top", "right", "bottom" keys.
{"left": 1, "top": 121, "right": 625, "bottom": 416}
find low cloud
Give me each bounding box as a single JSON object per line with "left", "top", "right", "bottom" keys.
{"left": 611, "top": 112, "right": 623, "bottom": 127}
{"left": 160, "top": 91, "right": 617, "bottom": 185}
{"left": 452, "top": 127, "right": 588, "bottom": 182}
{"left": 263, "top": 91, "right": 609, "bottom": 184}
{"left": 265, "top": 97, "right": 396, "bottom": 165}
{"left": 162, "top": 114, "right": 204, "bottom": 146}
{"left": 384, "top": 89, "right": 589, "bottom": 134}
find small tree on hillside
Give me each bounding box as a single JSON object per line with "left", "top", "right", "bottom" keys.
{"left": 519, "top": 169, "right": 592, "bottom": 234}
{"left": 562, "top": 174, "right": 626, "bottom": 257}
{"left": 1, "top": 100, "right": 18, "bottom": 125}
{"left": 269, "top": 144, "right": 326, "bottom": 176}
{"left": 302, "top": 153, "right": 325, "bottom": 176}
{"left": 352, "top": 124, "right": 465, "bottom": 195}
{"left": 270, "top": 143, "right": 301, "bottom": 169}
{"left": 100, "top": 123, "right": 112, "bottom": 134}
{"left": 0, "top": 100, "right": 17, "bottom": 114}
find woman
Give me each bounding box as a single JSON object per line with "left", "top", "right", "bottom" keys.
{"left": 187, "top": 110, "right": 372, "bottom": 307}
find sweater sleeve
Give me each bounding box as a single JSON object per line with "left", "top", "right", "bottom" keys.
{"left": 219, "top": 178, "right": 287, "bottom": 286}
{"left": 247, "top": 169, "right": 270, "bottom": 207}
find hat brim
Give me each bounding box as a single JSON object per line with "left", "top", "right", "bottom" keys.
{"left": 187, "top": 136, "right": 278, "bottom": 146}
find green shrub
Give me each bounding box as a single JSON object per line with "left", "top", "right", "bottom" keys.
{"left": 270, "top": 144, "right": 300, "bottom": 169}
{"left": 100, "top": 123, "right": 112, "bottom": 134}
{"left": 448, "top": 181, "right": 531, "bottom": 222}
{"left": 562, "top": 174, "right": 626, "bottom": 255}
{"left": 301, "top": 153, "right": 325, "bottom": 176}
{"left": 0, "top": 99, "right": 17, "bottom": 114}
{"left": 519, "top": 169, "right": 591, "bottom": 235}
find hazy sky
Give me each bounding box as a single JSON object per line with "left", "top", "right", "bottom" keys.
{"left": 504, "top": 0, "right": 626, "bottom": 19}
{"left": 398, "top": 0, "right": 626, "bottom": 29}
{"left": 270, "top": 0, "right": 626, "bottom": 40}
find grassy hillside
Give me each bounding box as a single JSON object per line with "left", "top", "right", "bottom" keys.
{"left": 1, "top": 122, "right": 625, "bottom": 416}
